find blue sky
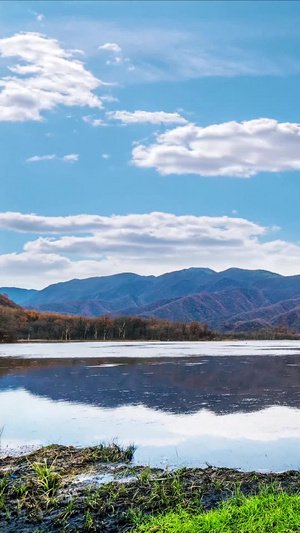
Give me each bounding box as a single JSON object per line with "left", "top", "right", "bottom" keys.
{"left": 1, "top": 1, "right": 300, "bottom": 288}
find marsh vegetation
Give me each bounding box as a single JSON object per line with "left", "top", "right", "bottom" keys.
{"left": 2, "top": 444, "right": 300, "bottom": 532}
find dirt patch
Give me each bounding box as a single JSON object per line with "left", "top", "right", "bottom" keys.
{"left": 1, "top": 445, "right": 300, "bottom": 532}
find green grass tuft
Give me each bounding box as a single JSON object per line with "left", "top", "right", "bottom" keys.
{"left": 132, "top": 488, "right": 300, "bottom": 532}
{"left": 29, "top": 459, "right": 60, "bottom": 497}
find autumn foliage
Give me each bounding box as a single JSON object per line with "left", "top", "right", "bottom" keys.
{"left": 0, "top": 294, "right": 213, "bottom": 342}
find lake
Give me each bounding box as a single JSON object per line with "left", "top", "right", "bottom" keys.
{"left": 2, "top": 340, "right": 300, "bottom": 472}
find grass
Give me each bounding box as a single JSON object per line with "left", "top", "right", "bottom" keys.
{"left": 13, "top": 483, "right": 29, "bottom": 498}
{"left": 131, "top": 488, "right": 300, "bottom": 532}
{"left": 29, "top": 459, "right": 61, "bottom": 497}
{"left": 88, "top": 442, "right": 136, "bottom": 463}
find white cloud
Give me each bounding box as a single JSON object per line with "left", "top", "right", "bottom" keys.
{"left": 99, "top": 42, "right": 122, "bottom": 53}
{"left": 132, "top": 118, "right": 300, "bottom": 177}
{"left": 102, "top": 154, "right": 110, "bottom": 159}
{"left": 0, "top": 211, "right": 264, "bottom": 236}
{"left": 0, "top": 32, "right": 108, "bottom": 122}
{"left": 0, "top": 252, "right": 70, "bottom": 274}
{"left": 26, "top": 154, "right": 78, "bottom": 163}
{"left": 82, "top": 115, "right": 107, "bottom": 127}
{"left": 99, "top": 41, "right": 135, "bottom": 70}
{"left": 107, "top": 110, "right": 188, "bottom": 125}
{"left": 2, "top": 211, "right": 300, "bottom": 287}
{"left": 62, "top": 154, "right": 79, "bottom": 162}
{"left": 19, "top": 214, "right": 268, "bottom": 260}
{"left": 0, "top": 251, "right": 116, "bottom": 288}
{"left": 26, "top": 154, "right": 56, "bottom": 163}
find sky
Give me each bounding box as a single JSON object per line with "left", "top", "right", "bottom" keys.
{"left": 2, "top": 1, "right": 300, "bottom": 289}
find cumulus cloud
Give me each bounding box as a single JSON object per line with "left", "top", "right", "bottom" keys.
{"left": 107, "top": 110, "right": 187, "bottom": 125}
{"left": 99, "top": 42, "right": 122, "bottom": 53}
{"left": 26, "top": 154, "right": 78, "bottom": 163}
{"left": 132, "top": 118, "right": 300, "bottom": 177}
{"left": 0, "top": 32, "right": 108, "bottom": 122}
{"left": 1, "top": 211, "right": 300, "bottom": 287}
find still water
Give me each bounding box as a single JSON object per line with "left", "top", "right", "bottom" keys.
{"left": 1, "top": 340, "right": 300, "bottom": 472}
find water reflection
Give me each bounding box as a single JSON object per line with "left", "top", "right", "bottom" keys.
{"left": 1, "top": 354, "right": 300, "bottom": 414}
{"left": 1, "top": 341, "right": 300, "bottom": 471}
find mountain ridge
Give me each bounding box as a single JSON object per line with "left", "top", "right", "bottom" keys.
{"left": 2, "top": 267, "right": 300, "bottom": 332}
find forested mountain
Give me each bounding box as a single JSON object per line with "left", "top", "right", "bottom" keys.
{"left": 3, "top": 267, "right": 300, "bottom": 332}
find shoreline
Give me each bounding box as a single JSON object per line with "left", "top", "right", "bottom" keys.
{"left": 1, "top": 444, "right": 300, "bottom": 532}
{"left": 6, "top": 336, "right": 300, "bottom": 344}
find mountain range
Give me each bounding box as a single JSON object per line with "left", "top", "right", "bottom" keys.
{"left": 2, "top": 267, "right": 300, "bottom": 332}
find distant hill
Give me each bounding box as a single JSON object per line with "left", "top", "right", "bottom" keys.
{"left": 3, "top": 267, "right": 300, "bottom": 332}
{"left": 0, "top": 287, "right": 38, "bottom": 306}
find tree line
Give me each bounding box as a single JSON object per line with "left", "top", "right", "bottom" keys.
{"left": 0, "top": 296, "right": 213, "bottom": 342}
{"left": 227, "top": 326, "right": 298, "bottom": 340}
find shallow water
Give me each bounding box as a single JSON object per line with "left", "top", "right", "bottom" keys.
{"left": 2, "top": 340, "right": 300, "bottom": 471}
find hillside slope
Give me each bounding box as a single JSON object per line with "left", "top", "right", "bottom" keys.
{"left": 118, "top": 288, "right": 271, "bottom": 327}
{"left": 0, "top": 294, "right": 22, "bottom": 309}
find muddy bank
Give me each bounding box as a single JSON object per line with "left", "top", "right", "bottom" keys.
{"left": 1, "top": 444, "right": 300, "bottom": 532}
